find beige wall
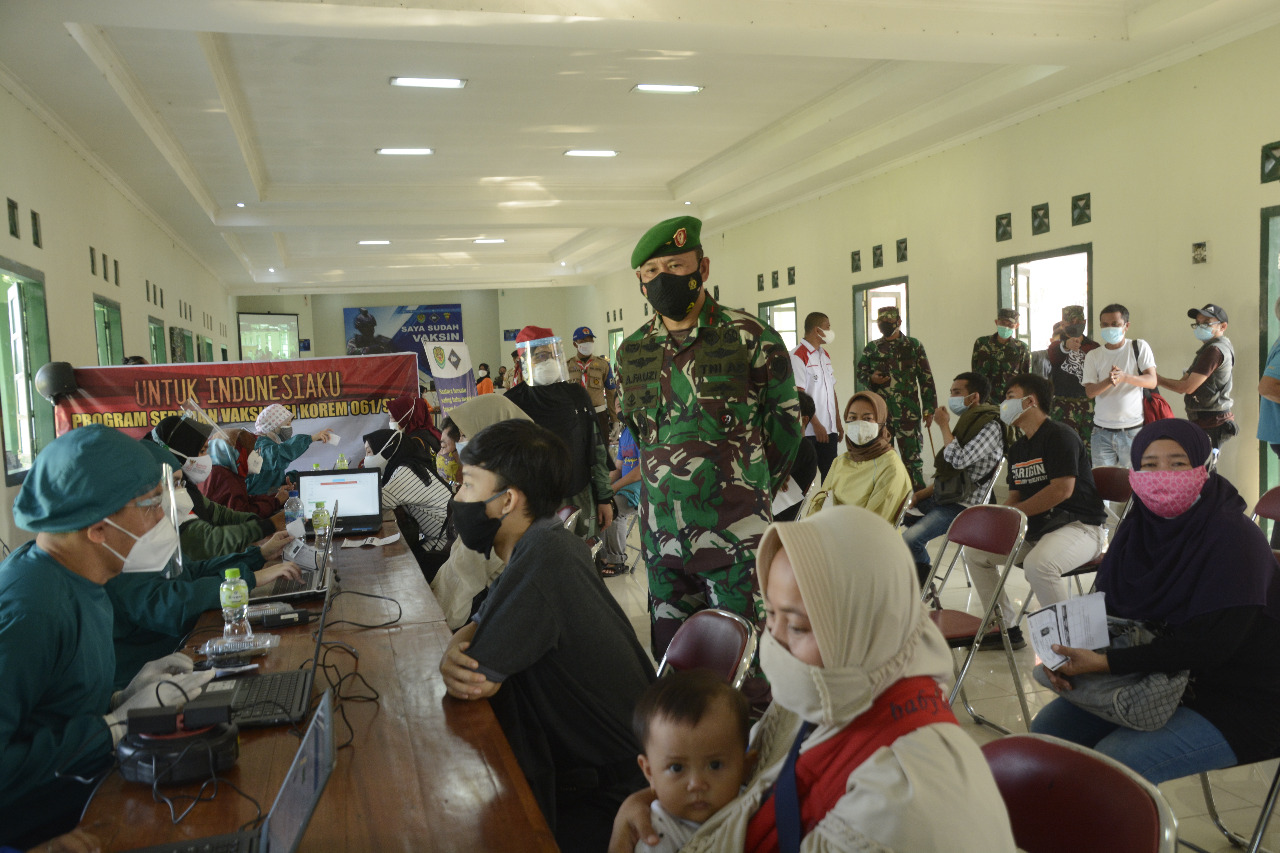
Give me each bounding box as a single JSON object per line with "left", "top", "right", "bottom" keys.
{"left": 0, "top": 81, "right": 236, "bottom": 547}
{"left": 595, "top": 23, "right": 1280, "bottom": 501}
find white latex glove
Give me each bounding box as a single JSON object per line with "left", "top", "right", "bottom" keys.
{"left": 103, "top": 670, "right": 214, "bottom": 746}
{"left": 113, "top": 653, "right": 196, "bottom": 706}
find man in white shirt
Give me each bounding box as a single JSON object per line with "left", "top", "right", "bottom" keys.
{"left": 1082, "top": 303, "right": 1157, "bottom": 468}
{"left": 790, "top": 312, "right": 842, "bottom": 481}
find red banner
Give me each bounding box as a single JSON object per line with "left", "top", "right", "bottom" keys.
{"left": 54, "top": 353, "right": 419, "bottom": 439}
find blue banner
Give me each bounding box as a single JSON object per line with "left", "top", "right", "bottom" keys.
{"left": 344, "top": 304, "right": 464, "bottom": 383}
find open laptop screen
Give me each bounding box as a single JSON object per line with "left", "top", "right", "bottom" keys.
{"left": 297, "top": 469, "right": 382, "bottom": 532}
{"left": 262, "top": 690, "right": 336, "bottom": 853}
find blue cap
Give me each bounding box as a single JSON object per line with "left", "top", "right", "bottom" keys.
{"left": 572, "top": 327, "right": 595, "bottom": 341}
{"left": 14, "top": 424, "right": 162, "bottom": 532}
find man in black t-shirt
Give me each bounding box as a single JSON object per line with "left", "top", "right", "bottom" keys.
{"left": 964, "top": 373, "right": 1107, "bottom": 648}
{"left": 439, "top": 420, "right": 655, "bottom": 853}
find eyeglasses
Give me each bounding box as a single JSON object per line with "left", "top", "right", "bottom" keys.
{"left": 1189, "top": 321, "right": 1218, "bottom": 329}
{"left": 530, "top": 350, "right": 556, "bottom": 363}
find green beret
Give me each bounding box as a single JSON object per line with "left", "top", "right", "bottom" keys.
{"left": 631, "top": 216, "right": 702, "bottom": 269}
{"left": 13, "top": 424, "right": 162, "bottom": 532}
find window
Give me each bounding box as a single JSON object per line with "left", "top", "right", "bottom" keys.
{"left": 0, "top": 256, "right": 53, "bottom": 485}
{"left": 93, "top": 295, "right": 124, "bottom": 366}
{"left": 169, "top": 327, "right": 195, "bottom": 363}
{"left": 199, "top": 335, "right": 214, "bottom": 363}
{"left": 996, "top": 244, "right": 1092, "bottom": 351}
{"left": 1261, "top": 206, "right": 1280, "bottom": 506}
{"left": 758, "top": 298, "right": 798, "bottom": 351}
{"left": 237, "top": 312, "right": 299, "bottom": 361}
{"left": 607, "top": 327, "right": 624, "bottom": 366}
{"left": 148, "top": 316, "right": 166, "bottom": 364}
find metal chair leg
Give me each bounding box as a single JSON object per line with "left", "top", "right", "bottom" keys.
{"left": 1198, "top": 766, "right": 1280, "bottom": 853}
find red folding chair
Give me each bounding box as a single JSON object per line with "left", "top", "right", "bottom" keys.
{"left": 655, "top": 609, "right": 757, "bottom": 690}
{"left": 919, "top": 505, "right": 1028, "bottom": 732}
{"left": 982, "top": 735, "right": 1177, "bottom": 853}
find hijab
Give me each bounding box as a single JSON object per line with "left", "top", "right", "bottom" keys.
{"left": 448, "top": 395, "right": 531, "bottom": 440}
{"left": 388, "top": 396, "right": 440, "bottom": 440}
{"left": 362, "top": 428, "right": 402, "bottom": 482}
{"left": 1098, "top": 419, "right": 1280, "bottom": 626}
{"left": 842, "top": 391, "right": 894, "bottom": 463}
{"left": 756, "top": 506, "right": 954, "bottom": 738}
{"left": 208, "top": 437, "right": 240, "bottom": 471}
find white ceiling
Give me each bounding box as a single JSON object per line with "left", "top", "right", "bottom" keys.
{"left": 2, "top": 0, "right": 1278, "bottom": 295}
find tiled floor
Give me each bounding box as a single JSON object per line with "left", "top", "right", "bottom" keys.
{"left": 602, "top": 548, "right": 1280, "bottom": 851}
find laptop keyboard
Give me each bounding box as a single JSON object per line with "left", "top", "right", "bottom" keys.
{"left": 235, "top": 669, "right": 309, "bottom": 724}
{"left": 268, "top": 574, "right": 312, "bottom": 596}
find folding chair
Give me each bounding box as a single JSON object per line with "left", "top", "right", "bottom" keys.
{"left": 931, "top": 459, "right": 1005, "bottom": 596}
{"left": 1014, "top": 465, "right": 1133, "bottom": 624}
{"left": 892, "top": 492, "right": 913, "bottom": 529}
{"left": 1188, "top": 760, "right": 1280, "bottom": 853}
{"left": 919, "top": 504, "right": 1028, "bottom": 732}
{"left": 655, "top": 609, "right": 758, "bottom": 690}
{"left": 982, "top": 734, "right": 1178, "bottom": 853}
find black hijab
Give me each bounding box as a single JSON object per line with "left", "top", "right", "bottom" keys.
{"left": 1097, "top": 419, "right": 1280, "bottom": 626}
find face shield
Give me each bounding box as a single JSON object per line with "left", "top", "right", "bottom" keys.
{"left": 101, "top": 464, "right": 184, "bottom": 577}
{"left": 519, "top": 336, "right": 568, "bottom": 387}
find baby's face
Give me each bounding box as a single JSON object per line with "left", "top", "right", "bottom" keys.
{"left": 638, "top": 698, "right": 749, "bottom": 824}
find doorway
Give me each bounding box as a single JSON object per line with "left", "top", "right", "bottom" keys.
{"left": 1260, "top": 206, "right": 1280, "bottom": 506}
{"left": 996, "top": 245, "right": 1092, "bottom": 353}
{"left": 851, "top": 278, "right": 908, "bottom": 391}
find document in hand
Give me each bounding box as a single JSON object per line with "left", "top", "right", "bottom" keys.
{"left": 1027, "top": 592, "right": 1109, "bottom": 671}
{"left": 340, "top": 532, "right": 402, "bottom": 548}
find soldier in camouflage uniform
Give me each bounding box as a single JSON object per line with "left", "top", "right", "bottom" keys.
{"left": 1047, "top": 305, "right": 1099, "bottom": 456}
{"left": 971, "top": 307, "right": 1031, "bottom": 399}
{"left": 615, "top": 216, "right": 802, "bottom": 658}
{"left": 855, "top": 306, "right": 937, "bottom": 491}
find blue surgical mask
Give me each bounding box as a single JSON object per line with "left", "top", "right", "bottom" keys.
{"left": 948, "top": 396, "right": 970, "bottom": 415}
{"left": 999, "top": 397, "right": 1027, "bottom": 426}
{"left": 1100, "top": 327, "right": 1125, "bottom": 345}
{"left": 1192, "top": 324, "right": 1215, "bottom": 342}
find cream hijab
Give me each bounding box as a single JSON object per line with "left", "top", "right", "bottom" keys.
{"left": 448, "top": 395, "right": 529, "bottom": 439}
{"left": 756, "top": 504, "right": 954, "bottom": 735}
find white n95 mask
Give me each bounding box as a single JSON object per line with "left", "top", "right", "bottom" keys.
{"left": 102, "top": 516, "right": 180, "bottom": 573}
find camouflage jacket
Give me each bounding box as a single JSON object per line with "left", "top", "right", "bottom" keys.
{"left": 616, "top": 296, "right": 801, "bottom": 572}
{"left": 854, "top": 334, "right": 938, "bottom": 421}
{"left": 971, "top": 334, "right": 1031, "bottom": 398}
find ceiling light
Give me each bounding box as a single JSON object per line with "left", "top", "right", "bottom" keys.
{"left": 235, "top": 202, "right": 245, "bottom": 208}
{"left": 565, "top": 150, "right": 618, "bottom": 157}
{"left": 390, "top": 77, "right": 466, "bottom": 89}
{"left": 267, "top": 268, "right": 275, "bottom": 273}
{"left": 684, "top": 201, "right": 692, "bottom": 205}
{"left": 560, "top": 262, "right": 566, "bottom": 267}
{"left": 358, "top": 240, "right": 391, "bottom": 245}
{"left": 376, "top": 148, "right": 433, "bottom": 156}
{"left": 474, "top": 238, "right": 505, "bottom": 244}
{"left": 634, "top": 84, "right": 703, "bottom": 94}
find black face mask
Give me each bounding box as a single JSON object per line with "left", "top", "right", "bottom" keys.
{"left": 450, "top": 491, "right": 507, "bottom": 558}
{"left": 877, "top": 322, "right": 898, "bottom": 337}
{"left": 643, "top": 270, "right": 702, "bottom": 321}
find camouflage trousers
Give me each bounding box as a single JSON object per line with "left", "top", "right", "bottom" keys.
{"left": 886, "top": 420, "right": 927, "bottom": 492}
{"left": 1053, "top": 396, "right": 1094, "bottom": 458}
{"left": 647, "top": 559, "right": 763, "bottom": 661}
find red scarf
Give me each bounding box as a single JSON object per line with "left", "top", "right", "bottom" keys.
{"left": 744, "top": 676, "right": 957, "bottom": 852}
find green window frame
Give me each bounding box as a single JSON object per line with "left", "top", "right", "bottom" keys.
{"left": 93, "top": 295, "right": 124, "bottom": 366}
{"left": 148, "top": 316, "right": 167, "bottom": 364}
{"left": 0, "top": 256, "right": 54, "bottom": 485}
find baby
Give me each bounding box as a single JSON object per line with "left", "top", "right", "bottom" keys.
{"left": 632, "top": 669, "right": 755, "bottom": 852}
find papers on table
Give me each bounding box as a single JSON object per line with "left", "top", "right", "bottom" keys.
{"left": 1027, "top": 592, "right": 1109, "bottom": 671}
{"left": 341, "top": 532, "right": 401, "bottom": 549}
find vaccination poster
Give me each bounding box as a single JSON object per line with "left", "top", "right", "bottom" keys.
{"left": 53, "top": 353, "right": 419, "bottom": 469}
{"left": 424, "top": 339, "right": 477, "bottom": 418}
{"left": 343, "top": 303, "right": 464, "bottom": 385}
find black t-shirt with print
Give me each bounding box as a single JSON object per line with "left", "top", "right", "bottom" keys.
{"left": 1006, "top": 419, "right": 1107, "bottom": 539}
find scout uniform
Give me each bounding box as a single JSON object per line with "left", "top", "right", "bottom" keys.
{"left": 616, "top": 216, "right": 802, "bottom": 657}
{"left": 854, "top": 307, "right": 937, "bottom": 491}
{"left": 971, "top": 307, "right": 1031, "bottom": 399}
{"left": 1047, "top": 305, "right": 1098, "bottom": 456}
{"left": 566, "top": 325, "right": 618, "bottom": 439}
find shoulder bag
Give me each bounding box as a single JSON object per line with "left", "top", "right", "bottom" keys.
{"left": 1032, "top": 617, "right": 1189, "bottom": 731}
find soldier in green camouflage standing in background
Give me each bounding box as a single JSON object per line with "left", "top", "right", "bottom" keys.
{"left": 615, "top": 216, "right": 802, "bottom": 659}
{"left": 855, "top": 306, "right": 937, "bottom": 491}
{"left": 1047, "top": 304, "right": 1099, "bottom": 456}
{"left": 971, "top": 307, "right": 1031, "bottom": 399}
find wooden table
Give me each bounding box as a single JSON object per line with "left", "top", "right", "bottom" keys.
{"left": 84, "top": 519, "right": 558, "bottom": 852}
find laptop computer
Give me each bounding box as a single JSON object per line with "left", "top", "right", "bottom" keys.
{"left": 125, "top": 690, "right": 336, "bottom": 853}
{"left": 250, "top": 506, "right": 336, "bottom": 603}
{"left": 204, "top": 578, "right": 332, "bottom": 727}
{"left": 296, "top": 469, "right": 383, "bottom": 535}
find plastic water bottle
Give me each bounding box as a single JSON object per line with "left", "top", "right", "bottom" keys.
{"left": 312, "top": 500, "right": 331, "bottom": 540}
{"left": 283, "top": 490, "right": 304, "bottom": 528}
{"left": 220, "top": 568, "right": 252, "bottom": 639}
{"left": 335, "top": 453, "right": 349, "bottom": 470}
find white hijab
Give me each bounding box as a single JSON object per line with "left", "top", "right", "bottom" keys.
{"left": 756, "top": 504, "right": 955, "bottom": 738}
